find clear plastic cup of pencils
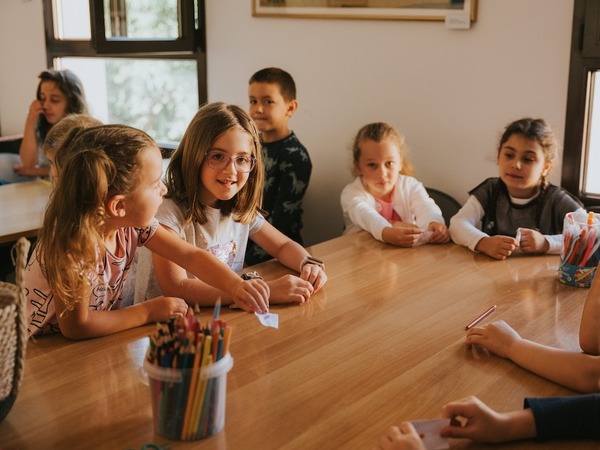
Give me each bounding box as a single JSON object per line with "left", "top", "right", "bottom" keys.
{"left": 143, "top": 310, "right": 233, "bottom": 441}
{"left": 558, "top": 210, "right": 600, "bottom": 288}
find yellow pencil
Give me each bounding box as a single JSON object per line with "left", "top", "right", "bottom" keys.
{"left": 188, "top": 335, "right": 212, "bottom": 439}
{"left": 180, "top": 343, "right": 200, "bottom": 440}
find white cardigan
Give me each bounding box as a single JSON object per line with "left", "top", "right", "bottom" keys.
{"left": 340, "top": 176, "right": 444, "bottom": 242}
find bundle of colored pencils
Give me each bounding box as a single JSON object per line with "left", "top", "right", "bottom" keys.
{"left": 561, "top": 211, "right": 600, "bottom": 268}
{"left": 145, "top": 304, "right": 232, "bottom": 440}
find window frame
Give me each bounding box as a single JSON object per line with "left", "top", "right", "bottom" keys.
{"left": 562, "top": 0, "right": 600, "bottom": 207}
{"left": 42, "top": 0, "right": 207, "bottom": 147}
{"left": 90, "top": 0, "right": 197, "bottom": 53}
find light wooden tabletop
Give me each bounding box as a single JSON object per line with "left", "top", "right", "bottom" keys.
{"left": 1, "top": 232, "right": 596, "bottom": 449}
{"left": 0, "top": 179, "right": 51, "bottom": 245}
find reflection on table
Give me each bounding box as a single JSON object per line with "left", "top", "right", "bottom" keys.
{"left": 0, "top": 179, "right": 52, "bottom": 244}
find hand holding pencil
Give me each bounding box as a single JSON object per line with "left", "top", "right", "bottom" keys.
{"left": 464, "top": 320, "right": 522, "bottom": 359}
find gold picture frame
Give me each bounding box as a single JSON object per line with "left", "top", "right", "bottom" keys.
{"left": 252, "top": 0, "right": 478, "bottom": 22}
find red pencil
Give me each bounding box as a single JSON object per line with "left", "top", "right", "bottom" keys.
{"left": 465, "top": 305, "right": 497, "bottom": 330}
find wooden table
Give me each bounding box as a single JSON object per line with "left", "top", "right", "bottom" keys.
{"left": 0, "top": 179, "right": 52, "bottom": 244}
{"left": 1, "top": 233, "right": 596, "bottom": 449}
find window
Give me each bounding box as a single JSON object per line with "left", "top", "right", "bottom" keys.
{"left": 43, "top": 0, "right": 206, "bottom": 147}
{"left": 562, "top": 0, "right": 600, "bottom": 206}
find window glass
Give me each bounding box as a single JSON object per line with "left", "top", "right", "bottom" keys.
{"left": 103, "top": 0, "right": 180, "bottom": 39}
{"left": 583, "top": 71, "right": 600, "bottom": 195}
{"left": 54, "top": 0, "right": 91, "bottom": 39}
{"left": 57, "top": 57, "right": 198, "bottom": 144}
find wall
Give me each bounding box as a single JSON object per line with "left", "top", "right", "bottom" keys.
{"left": 0, "top": 0, "right": 576, "bottom": 246}
{"left": 0, "top": 0, "right": 46, "bottom": 136}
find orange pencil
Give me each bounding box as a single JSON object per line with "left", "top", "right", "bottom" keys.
{"left": 223, "top": 326, "right": 232, "bottom": 356}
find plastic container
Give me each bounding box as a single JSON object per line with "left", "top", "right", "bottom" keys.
{"left": 558, "top": 210, "right": 600, "bottom": 288}
{"left": 143, "top": 353, "right": 233, "bottom": 441}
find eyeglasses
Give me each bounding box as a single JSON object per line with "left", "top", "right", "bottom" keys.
{"left": 205, "top": 151, "right": 256, "bottom": 173}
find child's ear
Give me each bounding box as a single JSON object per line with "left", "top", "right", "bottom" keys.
{"left": 106, "top": 194, "right": 127, "bottom": 218}
{"left": 286, "top": 99, "right": 298, "bottom": 117}
{"left": 542, "top": 160, "right": 553, "bottom": 178}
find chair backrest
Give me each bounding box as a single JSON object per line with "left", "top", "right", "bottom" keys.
{"left": 0, "top": 135, "right": 23, "bottom": 155}
{"left": 426, "top": 187, "right": 462, "bottom": 226}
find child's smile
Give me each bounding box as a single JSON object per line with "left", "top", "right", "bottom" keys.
{"left": 199, "top": 129, "right": 253, "bottom": 207}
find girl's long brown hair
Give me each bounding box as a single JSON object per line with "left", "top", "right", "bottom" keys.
{"left": 36, "top": 124, "right": 155, "bottom": 311}
{"left": 165, "top": 102, "right": 264, "bottom": 225}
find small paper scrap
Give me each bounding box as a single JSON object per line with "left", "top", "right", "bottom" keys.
{"left": 410, "top": 419, "right": 450, "bottom": 450}
{"left": 255, "top": 311, "right": 279, "bottom": 329}
{"left": 415, "top": 230, "right": 433, "bottom": 246}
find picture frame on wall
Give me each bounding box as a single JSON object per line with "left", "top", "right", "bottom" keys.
{"left": 252, "top": 0, "right": 478, "bottom": 22}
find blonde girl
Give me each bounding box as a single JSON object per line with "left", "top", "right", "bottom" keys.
{"left": 26, "top": 124, "right": 270, "bottom": 339}
{"left": 134, "top": 102, "right": 326, "bottom": 308}
{"left": 449, "top": 118, "right": 583, "bottom": 260}
{"left": 42, "top": 113, "right": 103, "bottom": 181}
{"left": 341, "top": 122, "right": 449, "bottom": 247}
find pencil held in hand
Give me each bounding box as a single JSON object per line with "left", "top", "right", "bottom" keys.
{"left": 465, "top": 305, "right": 497, "bottom": 330}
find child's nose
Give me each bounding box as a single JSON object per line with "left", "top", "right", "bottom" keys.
{"left": 223, "top": 158, "right": 238, "bottom": 173}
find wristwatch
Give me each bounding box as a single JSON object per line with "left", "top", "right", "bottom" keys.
{"left": 241, "top": 271, "right": 263, "bottom": 280}
{"left": 300, "top": 255, "right": 325, "bottom": 271}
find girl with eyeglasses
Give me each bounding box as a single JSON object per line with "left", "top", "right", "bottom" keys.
{"left": 133, "top": 102, "right": 327, "bottom": 310}
{"left": 26, "top": 124, "right": 270, "bottom": 339}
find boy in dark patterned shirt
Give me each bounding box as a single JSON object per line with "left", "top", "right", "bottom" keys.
{"left": 245, "top": 67, "right": 312, "bottom": 266}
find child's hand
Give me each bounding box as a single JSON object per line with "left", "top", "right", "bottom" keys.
{"left": 440, "top": 396, "right": 508, "bottom": 443}
{"left": 376, "top": 422, "right": 425, "bottom": 450}
{"left": 475, "top": 235, "right": 518, "bottom": 260}
{"left": 26, "top": 99, "right": 44, "bottom": 124}
{"left": 147, "top": 296, "right": 189, "bottom": 323}
{"left": 13, "top": 164, "right": 49, "bottom": 177}
{"left": 231, "top": 279, "right": 270, "bottom": 314}
{"left": 268, "top": 274, "right": 314, "bottom": 304}
{"left": 300, "top": 264, "right": 327, "bottom": 291}
{"left": 383, "top": 225, "right": 424, "bottom": 247}
{"left": 518, "top": 228, "right": 549, "bottom": 254}
{"left": 465, "top": 320, "right": 521, "bottom": 358}
{"left": 427, "top": 222, "right": 450, "bottom": 244}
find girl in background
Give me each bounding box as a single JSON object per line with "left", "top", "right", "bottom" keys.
{"left": 134, "top": 102, "right": 326, "bottom": 307}
{"left": 43, "top": 113, "right": 103, "bottom": 181}
{"left": 449, "top": 118, "right": 583, "bottom": 260}
{"left": 341, "top": 122, "right": 449, "bottom": 247}
{"left": 0, "top": 69, "right": 88, "bottom": 184}
{"left": 26, "top": 124, "right": 269, "bottom": 339}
